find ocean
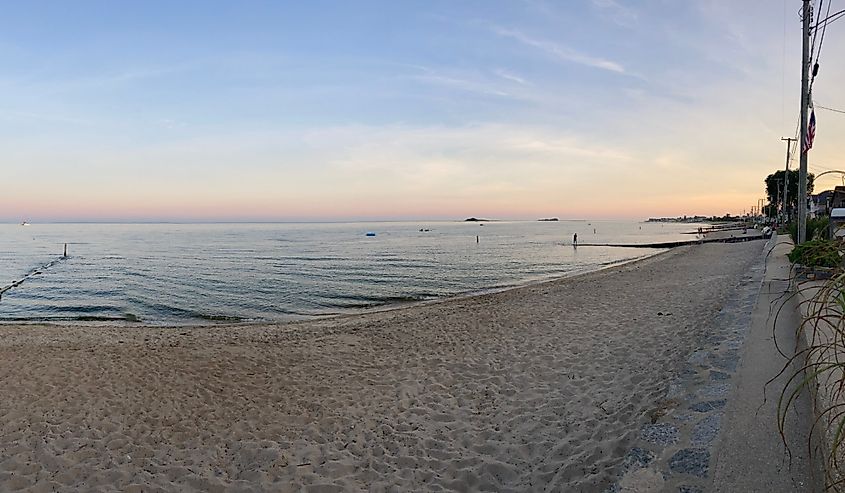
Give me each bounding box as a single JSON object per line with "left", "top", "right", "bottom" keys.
{"left": 0, "top": 221, "right": 698, "bottom": 325}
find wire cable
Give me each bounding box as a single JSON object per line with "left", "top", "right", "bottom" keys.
{"left": 782, "top": 0, "right": 788, "bottom": 131}
{"left": 811, "top": 0, "right": 833, "bottom": 90}
{"left": 810, "top": 163, "right": 843, "bottom": 172}
{"left": 810, "top": 0, "right": 823, "bottom": 62}
{"left": 815, "top": 103, "right": 845, "bottom": 114}
{"left": 815, "top": 9, "right": 845, "bottom": 29}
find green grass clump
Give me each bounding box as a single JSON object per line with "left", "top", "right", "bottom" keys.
{"left": 788, "top": 239, "right": 843, "bottom": 269}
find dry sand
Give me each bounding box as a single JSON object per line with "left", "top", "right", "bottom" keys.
{"left": 0, "top": 241, "right": 763, "bottom": 492}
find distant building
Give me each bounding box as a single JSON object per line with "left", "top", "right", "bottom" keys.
{"left": 831, "top": 208, "right": 845, "bottom": 239}
{"left": 811, "top": 189, "right": 836, "bottom": 217}
{"left": 832, "top": 186, "right": 845, "bottom": 209}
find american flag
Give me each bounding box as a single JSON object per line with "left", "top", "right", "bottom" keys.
{"left": 804, "top": 109, "right": 816, "bottom": 153}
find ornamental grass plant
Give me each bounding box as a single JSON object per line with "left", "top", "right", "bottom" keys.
{"left": 775, "top": 238, "right": 845, "bottom": 490}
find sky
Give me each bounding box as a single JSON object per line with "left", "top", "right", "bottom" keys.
{"left": 1, "top": 0, "right": 844, "bottom": 222}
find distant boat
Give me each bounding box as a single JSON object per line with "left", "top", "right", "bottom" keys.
{"left": 20, "top": 220, "right": 30, "bottom": 226}
{"left": 365, "top": 232, "right": 376, "bottom": 236}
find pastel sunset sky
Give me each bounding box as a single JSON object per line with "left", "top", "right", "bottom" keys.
{"left": 2, "top": 1, "right": 843, "bottom": 222}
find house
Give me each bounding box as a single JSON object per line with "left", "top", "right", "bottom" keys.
{"left": 830, "top": 208, "right": 845, "bottom": 239}
{"left": 811, "top": 189, "right": 836, "bottom": 217}
{"left": 832, "top": 186, "right": 845, "bottom": 208}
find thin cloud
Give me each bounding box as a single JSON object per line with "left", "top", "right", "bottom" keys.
{"left": 494, "top": 69, "right": 530, "bottom": 85}
{"left": 405, "top": 66, "right": 512, "bottom": 97}
{"left": 413, "top": 74, "right": 509, "bottom": 97}
{"left": 492, "top": 26, "right": 626, "bottom": 74}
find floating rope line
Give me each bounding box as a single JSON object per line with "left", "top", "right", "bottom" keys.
{"left": 0, "top": 255, "right": 68, "bottom": 300}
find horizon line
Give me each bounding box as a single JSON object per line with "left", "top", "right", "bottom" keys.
{"left": 3, "top": 216, "right": 730, "bottom": 225}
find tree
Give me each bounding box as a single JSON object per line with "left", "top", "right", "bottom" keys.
{"left": 765, "top": 169, "right": 814, "bottom": 212}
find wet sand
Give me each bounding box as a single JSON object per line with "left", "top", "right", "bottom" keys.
{"left": 0, "top": 241, "right": 763, "bottom": 492}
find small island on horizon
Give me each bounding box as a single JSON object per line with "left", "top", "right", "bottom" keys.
{"left": 538, "top": 218, "right": 559, "bottom": 221}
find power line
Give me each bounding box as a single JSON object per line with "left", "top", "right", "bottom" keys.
{"left": 782, "top": 0, "right": 787, "bottom": 131}
{"left": 811, "top": 163, "right": 844, "bottom": 172}
{"left": 810, "top": 0, "right": 833, "bottom": 90}
{"left": 810, "top": 166, "right": 838, "bottom": 174}
{"left": 817, "top": 0, "right": 833, "bottom": 65}
{"left": 815, "top": 9, "right": 845, "bottom": 30}
{"left": 810, "top": 0, "right": 823, "bottom": 63}
{"left": 815, "top": 103, "right": 845, "bottom": 114}
{"left": 810, "top": 164, "right": 842, "bottom": 175}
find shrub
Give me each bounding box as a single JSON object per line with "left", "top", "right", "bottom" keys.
{"left": 788, "top": 239, "right": 843, "bottom": 269}
{"left": 789, "top": 217, "right": 831, "bottom": 243}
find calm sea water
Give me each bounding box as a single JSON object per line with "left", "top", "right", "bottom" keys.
{"left": 0, "top": 221, "right": 698, "bottom": 325}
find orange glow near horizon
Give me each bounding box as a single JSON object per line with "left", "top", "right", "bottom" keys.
{"left": 2, "top": 188, "right": 762, "bottom": 222}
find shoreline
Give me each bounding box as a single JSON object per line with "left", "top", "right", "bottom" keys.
{"left": 0, "top": 241, "right": 765, "bottom": 491}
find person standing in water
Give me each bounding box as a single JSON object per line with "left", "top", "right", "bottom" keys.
{"left": 573, "top": 233, "right": 578, "bottom": 246}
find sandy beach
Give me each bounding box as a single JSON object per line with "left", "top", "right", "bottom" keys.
{"left": 0, "top": 241, "right": 764, "bottom": 492}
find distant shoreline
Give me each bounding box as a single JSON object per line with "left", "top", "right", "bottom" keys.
{"left": 0, "top": 218, "right": 708, "bottom": 225}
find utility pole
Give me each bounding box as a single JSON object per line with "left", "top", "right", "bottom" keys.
{"left": 781, "top": 137, "right": 796, "bottom": 222}
{"left": 798, "top": 0, "right": 812, "bottom": 244}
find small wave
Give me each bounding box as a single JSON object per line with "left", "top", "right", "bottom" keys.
{"left": 195, "top": 314, "right": 246, "bottom": 322}
{"left": 42, "top": 304, "right": 123, "bottom": 314}
{"left": 315, "top": 293, "right": 436, "bottom": 309}
{"left": 277, "top": 255, "right": 349, "bottom": 262}
{"left": 126, "top": 297, "right": 253, "bottom": 323}
{"left": 78, "top": 314, "right": 140, "bottom": 322}
{"left": 599, "top": 258, "right": 633, "bottom": 266}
